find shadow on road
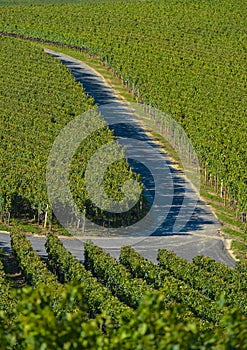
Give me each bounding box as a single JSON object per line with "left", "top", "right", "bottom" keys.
{"left": 47, "top": 51, "right": 220, "bottom": 237}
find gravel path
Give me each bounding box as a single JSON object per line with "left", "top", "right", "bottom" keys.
{"left": 0, "top": 50, "right": 236, "bottom": 267}
{"left": 0, "top": 231, "right": 235, "bottom": 266}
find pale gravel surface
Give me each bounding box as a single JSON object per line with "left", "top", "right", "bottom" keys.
{"left": 0, "top": 231, "right": 235, "bottom": 266}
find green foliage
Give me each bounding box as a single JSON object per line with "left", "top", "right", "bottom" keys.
{"left": 0, "top": 36, "right": 93, "bottom": 221}
{"left": 0, "top": 0, "right": 246, "bottom": 210}
{"left": 0, "top": 0, "right": 247, "bottom": 345}
{"left": 1, "top": 236, "right": 247, "bottom": 348}
{"left": 10, "top": 228, "right": 60, "bottom": 288}
{"left": 0, "top": 0, "right": 88, "bottom": 5}
{"left": 235, "top": 259, "right": 247, "bottom": 274}
{"left": 84, "top": 241, "right": 156, "bottom": 309}
{"left": 0, "top": 254, "right": 11, "bottom": 310}
{"left": 1, "top": 284, "right": 247, "bottom": 349}
{"left": 113, "top": 294, "right": 247, "bottom": 350}
{"left": 0, "top": 35, "right": 146, "bottom": 228}
{"left": 193, "top": 255, "right": 247, "bottom": 290}
{"left": 158, "top": 248, "right": 247, "bottom": 315}
{"left": 2, "top": 283, "right": 107, "bottom": 350}
{"left": 111, "top": 293, "right": 205, "bottom": 350}
{"left": 45, "top": 233, "right": 133, "bottom": 327}
{"left": 120, "top": 246, "right": 224, "bottom": 323}
{"left": 0, "top": 253, "right": 17, "bottom": 331}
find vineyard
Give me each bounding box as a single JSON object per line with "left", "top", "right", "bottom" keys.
{"left": 0, "top": 1, "right": 246, "bottom": 229}
{"left": 0, "top": 36, "right": 147, "bottom": 229}
{"left": 0, "top": 0, "right": 247, "bottom": 347}
{"left": 0, "top": 229, "right": 246, "bottom": 348}
{"left": 0, "top": 0, "right": 246, "bottom": 214}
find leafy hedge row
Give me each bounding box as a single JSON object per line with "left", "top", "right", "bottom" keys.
{"left": 1, "top": 283, "right": 108, "bottom": 350}
{"left": 235, "top": 260, "right": 247, "bottom": 276}
{"left": 1, "top": 283, "right": 247, "bottom": 349}
{"left": 2, "top": 236, "right": 247, "bottom": 349}
{"left": 0, "top": 36, "right": 146, "bottom": 229}
{"left": 158, "top": 249, "right": 247, "bottom": 314}
{"left": 193, "top": 255, "right": 247, "bottom": 291}
{"left": 4, "top": 231, "right": 109, "bottom": 347}
{"left": 84, "top": 241, "right": 160, "bottom": 309}
{"left": 0, "top": 256, "right": 10, "bottom": 309}
{"left": 0, "top": 36, "right": 93, "bottom": 222}
{"left": 56, "top": 241, "right": 247, "bottom": 349}
{"left": 10, "top": 229, "right": 60, "bottom": 288}
{"left": 83, "top": 241, "right": 199, "bottom": 324}
{"left": 0, "top": 253, "right": 16, "bottom": 333}
{"left": 120, "top": 246, "right": 224, "bottom": 324}
{"left": 0, "top": 0, "right": 246, "bottom": 210}
{"left": 45, "top": 233, "right": 133, "bottom": 327}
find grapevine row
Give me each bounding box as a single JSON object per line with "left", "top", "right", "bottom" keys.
{"left": 45, "top": 233, "right": 133, "bottom": 326}
{"left": 84, "top": 241, "right": 157, "bottom": 308}
{"left": 9, "top": 229, "right": 115, "bottom": 339}
{"left": 10, "top": 228, "right": 60, "bottom": 288}
{"left": 193, "top": 255, "right": 247, "bottom": 291}
{"left": 120, "top": 246, "right": 224, "bottom": 323}
{"left": 0, "top": 0, "right": 246, "bottom": 211}
{"left": 0, "top": 36, "right": 147, "bottom": 230}
{"left": 158, "top": 248, "right": 247, "bottom": 314}
{"left": 0, "top": 256, "right": 16, "bottom": 344}
{"left": 1, "top": 233, "right": 247, "bottom": 348}
{"left": 83, "top": 241, "right": 203, "bottom": 324}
